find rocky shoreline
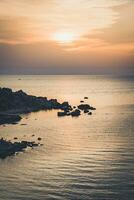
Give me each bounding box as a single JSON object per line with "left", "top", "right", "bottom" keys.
{"left": 0, "top": 87, "right": 96, "bottom": 125}
{"left": 0, "top": 87, "right": 96, "bottom": 159}
{"left": 0, "top": 138, "right": 40, "bottom": 159}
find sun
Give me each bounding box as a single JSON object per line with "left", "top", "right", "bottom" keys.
{"left": 52, "top": 32, "right": 76, "bottom": 44}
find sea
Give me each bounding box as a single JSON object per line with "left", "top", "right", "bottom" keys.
{"left": 0, "top": 75, "right": 134, "bottom": 200}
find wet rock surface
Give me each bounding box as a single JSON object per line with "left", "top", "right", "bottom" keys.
{"left": 0, "top": 138, "right": 40, "bottom": 159}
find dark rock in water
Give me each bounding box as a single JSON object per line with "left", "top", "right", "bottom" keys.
{"left": 73, "top": 106, "right": 76, "bottom": 109}
{"left": 84, "top": 109, "right": 89, "bottom": 113}
{"left": 80, "top": 100, "right": 84, "bottom": 103}
{"left": 84, "top": 97, "right": 88, "bottom": 99}
{"left": 0, "top": 87, "right": 96, "bottom": 122}
{"left": 57, "top": 111, "right": 67, "bottom": 117}
{"left": 90, "top": 107, "right": 96, "bottom": 110}
{"left": 0, "top": 87, "right": 69, "bottom": 114}
{"left": 70, "top": 109, "right": 81, "bottom": 117}
{"left": 88, "top": 112, "right": 92, "bottom": 115}
{"left": 61, "top": 102, "right": 72, "bottom": 111}
{"left": 78, "top": 104, "right": 91, "bottom": 110}
{"left": 0, "top": 138, "right": 39, "bottom": 159}
{"left": 0, "top": 114, "right": 22, "bottom": 125}
{"left": 78, "top": 104, "right": 96, "bottom": 111}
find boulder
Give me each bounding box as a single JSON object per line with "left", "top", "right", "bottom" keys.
{"left": 78, "top": 104, "right": 91, "bottom": 110}
{"left": 70, "top": 109, "right": 81, "bottom": 117}
{"left": 78, "top": 104, "right": 96, "bottom": 111}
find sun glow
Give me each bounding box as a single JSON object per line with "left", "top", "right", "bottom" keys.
{"left": 52, "top": 32, "right": 76, "bottom": 44}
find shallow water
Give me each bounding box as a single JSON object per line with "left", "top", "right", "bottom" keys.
{"left": 0, "top": 75, "right": 134, "bottom": 200}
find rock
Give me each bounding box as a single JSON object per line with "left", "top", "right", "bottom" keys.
{"left": 78, "top": 104, "right": 96, "bottom": 111}
{"left": 0, "top": 114, "right": 22, "bottom": 125}
{"left": 88, "top": 112, "right": 92, "bottom": 115}
{"left": 84, "top": 109, "right": 89, "bottom": 113}
{"left": 37, "top": 137, "right": 42, "bottom": 141}
{"left": 80, "top": 100, "right": 84, "bottom": 103}
{"left": 90, "top": 107, "right": 96, "bottom": 110}
{"left": 78, "top": 104, "right": 91, "bottom": 110}
{"left": 14, "top": 137, "right": 18, "bottom": 140}
{"left": 70, "top": 109, "right": 81, "bottom": 117}
{"left": 0, "top": 138, "right": 39, "bottom": 159}
{"left": 60, "top": 102, "right": 72, "bottom": 111}
{"left": 57, "top": 111, "right": 67, "bottom": 117}
{"left": 0, "top": 87, "right": 72, "bottom": 124}
{"left": 0, "top": 87, "right": 96, "bottom": 123}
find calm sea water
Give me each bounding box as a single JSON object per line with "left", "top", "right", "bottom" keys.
{"left": 0, "top": 75, "right": 134, "bottom": 200}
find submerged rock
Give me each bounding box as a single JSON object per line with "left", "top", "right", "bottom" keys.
{"left": 0, "top": 138, "right": 39, "bottom": 159}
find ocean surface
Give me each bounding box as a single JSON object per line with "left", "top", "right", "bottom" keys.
{"left": 0, "top": 75, "right": 134, "bottom": 200}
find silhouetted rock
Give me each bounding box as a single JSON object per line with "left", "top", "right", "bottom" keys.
{"left": 78, "top": 104, "right": 96, "bottom": 111}
{"left": 70, "top": 109, "right": 81, "bottom": 117}
{"left": 0, "top": 138, "right": 39, "bottom": 159}
{"left": 0, "top": 87, "right": 96, "bottom": 123}
{"left": 57, "top": 111, "right": 67, "bottom": 117}
{"left": 88, "top": 112, "right": 92, "bottom": 115}
{"left": 0, "top": 114, "right": 22, "bottom": 125}
{"left": 0, "top": 87, "right": 71, "bottom": 114}
{"left": 80, "top": 100, "right": 84, "bottom": 103}
{"left": 84, "top": 109, "right": 89, "bottom": 113}
{"left": 78, "top": 104, "right": 91, "bottom": 110}
{"left": 0, "top": 87, "right": 72, "bottom": 124}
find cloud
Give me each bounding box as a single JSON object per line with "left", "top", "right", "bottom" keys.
{"left": 0, "top": 0, "right": 130, "bottom": 45}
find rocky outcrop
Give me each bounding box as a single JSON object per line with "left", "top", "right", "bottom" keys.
{"left": 0, "top": 88, "right": 96, "bottom": 123}
{"left": 0, "top": 138, "right": 39, "bottom": 159}
{"left": 0, "top": 87, "right": 72, "bottom": 124}
{"left": 0, "top": 87, "right": 70, "bottom": 113}
{"left": 0, "top": 114, "right": 22, "bottom": 125}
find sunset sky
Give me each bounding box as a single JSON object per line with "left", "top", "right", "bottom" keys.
{"left": 0, "top": 0, "right": 134, "bottom": 74}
